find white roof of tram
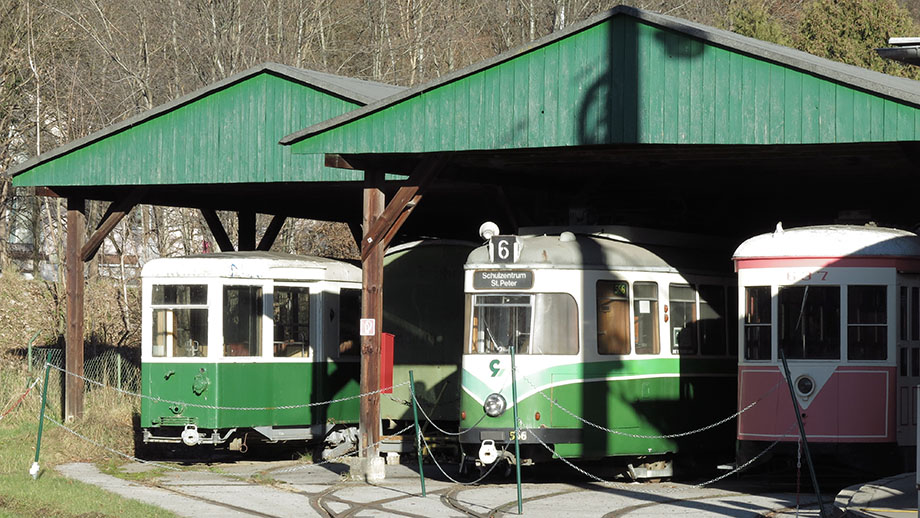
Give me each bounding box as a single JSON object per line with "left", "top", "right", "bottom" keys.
{"left": 141, "top": 251, "right": 361, "bottom": 282}
{"left": 467, "top": 233, "right": 683, "bottom": 272}
{"left": 733, "top": 224, "right": 920, "bottom": 259}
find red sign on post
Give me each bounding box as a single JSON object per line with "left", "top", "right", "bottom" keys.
{"left": 381, "top": 332, "right": 394, "bottom": 394}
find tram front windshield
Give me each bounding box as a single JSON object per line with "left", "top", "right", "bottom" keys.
{"left": 467, "top": 293, "right": 578, "bottom": 355}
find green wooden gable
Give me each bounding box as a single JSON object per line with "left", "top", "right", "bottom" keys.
{"left": 283, "top": 6, "right": 920, "bottom": 154}
{"left": 11, "top": 63, "right": 403, "bottom": 187}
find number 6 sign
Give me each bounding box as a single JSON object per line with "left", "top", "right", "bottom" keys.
{"left": 489, "top": 235, "right": 520, "bottom": 264}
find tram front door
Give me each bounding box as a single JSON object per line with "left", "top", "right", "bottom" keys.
{"left": 896, "top": 282, "right": 920, "bottom": 447}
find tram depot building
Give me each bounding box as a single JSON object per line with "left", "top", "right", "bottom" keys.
{"left": 10, "top": 5, "right": 920, "bottom": 464}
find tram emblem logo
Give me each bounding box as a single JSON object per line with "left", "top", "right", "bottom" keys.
{"left": 489, "top": 359, "right": 504, "bottom": 377}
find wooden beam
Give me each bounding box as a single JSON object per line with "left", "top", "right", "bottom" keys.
{"left": 360, "top": 154, "right": 448, "bottom": 260}
{"left": 325, "top": 154, "right": 358, "bottom": 170}
{"left": 65, "top": 198, "right": 86, "bottom": 421}
{"left": 80, "top": 188, "right": 147, "bottom": 262}
{"left": 360, "top": 171, "right": 384, "bottom": 458}
{"left": 381, "top": 193, "right": 422, "bottom": 248}
{"left": 238, "top": 210, "right": 256, "bottom": 251}
{"left": 256, "top": 215, "right": 286, "bottom": 251}
{"left": 34, "top": 187, "right": 61, "bottom": 197}
{"left": 200, "top": 209, "right": 235, "bottom": 252}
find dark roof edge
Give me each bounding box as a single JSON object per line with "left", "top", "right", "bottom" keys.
{"left": 281, "top": 4, "right": 920, "bottom": 146}
{"left": 8, "top": 63, "right": 401, "bottom": 179}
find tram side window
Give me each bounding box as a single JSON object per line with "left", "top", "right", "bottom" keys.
{"left": 597, "top": 281, "right": 630, "bottom": 355}
{"left": 224, "top": 286, "right": 262, "bottom": 357}
{"left": 699, "top": 285, "right": 728, "bottom": 356}
{"left": 900, "top": 287, "right": 908, "bottom": 342}
{"left": 274, "top": 287, "right": 310, "bottom": 358}
{"left": 634, "top": 282, "right": 660, "bottom": 355}
{"left": 339, "top": 288, "right": 361, "bottom": 357}
{"left": 151, "top": 284, "right": 208, "bottom": 358}
{"left": 913, "top": 287, "right": 920, "bottom": 341}
{"left": 744, "top": 286, "right": 771, "bottom": 360}
{"left": 848, "top": 285, "right": 887, "bottom": 361}
{"left": 778, "top": 285, "right": 840, "bottom": 359}
{"left": 669, "top": 284, "right": 697, "bottom": 355}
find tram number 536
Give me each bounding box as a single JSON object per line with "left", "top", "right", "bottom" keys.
{"left": 509, "top": 430, "right": 528, "bottom": 441}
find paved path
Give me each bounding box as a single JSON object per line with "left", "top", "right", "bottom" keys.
{"left": 56, "top": 459, "right": 838, "bottom": 517}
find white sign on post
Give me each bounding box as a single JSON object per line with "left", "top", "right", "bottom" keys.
{"left": 360, "top": 318, "right": 376, "bottom": 337}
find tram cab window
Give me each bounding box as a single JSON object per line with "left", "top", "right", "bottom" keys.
{"left": 224, "top": 285, "right": 262, "bottom": 357}
{"left": 744, "top": 286, "right": 771, "bottom": 360}
{"left": 274, "top": 287, "right": 310, "bottom": 357}
{"left": 339, "top": 288, "right": 361, "bottom": 357}
{"left": 469, "top": 293, "right": 578, "bottom": 355}
{"left": 151, "top": 284, "right": 208, "bottom": 358}
{"left": 848, "top": 285, "right": 887, "bottom": 360}
{"left": 699, "top": 285, "right": 728, "bottom": 356}
{"left": 597, "top": 281, "right": 630, "bottom": 355}
{"left": 778, "top": 285, "right": 840, "bottom": 359}
{"left": 634, "top": 282, "right": 660, "bottom": 355}
{"left": 669, "top": 284, "right": 697, "bottom": 355}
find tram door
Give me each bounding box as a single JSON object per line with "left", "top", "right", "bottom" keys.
{"left": 897, "top": 281, "right": 920, "bottom": 446}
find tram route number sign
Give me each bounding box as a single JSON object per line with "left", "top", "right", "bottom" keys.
{"left": 473, "top": 270, "right": 534, "bottom": 289}
{"left": 489, "top": 235, "right": 521, "bottom": 263}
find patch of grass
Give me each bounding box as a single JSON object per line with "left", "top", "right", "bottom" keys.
{"left": 0, "top": 363, "right": 178, "bottom": 518}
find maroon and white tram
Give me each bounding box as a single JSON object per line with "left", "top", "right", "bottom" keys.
{"left": 734, "top": 224, "right": 920, "bottom": 473}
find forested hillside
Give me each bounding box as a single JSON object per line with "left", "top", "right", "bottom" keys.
{"left": 0, "top": 0, "right": 918, "bottom": 272}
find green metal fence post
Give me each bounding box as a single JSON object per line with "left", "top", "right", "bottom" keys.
{"left": 408, "top": 370, "right": 426, "bottom": 496}
{"left": 510, "top": 343, "right": 523, "bottom": 515}
{"left": 31, "top": 352, "right": 51, "bottom": 479}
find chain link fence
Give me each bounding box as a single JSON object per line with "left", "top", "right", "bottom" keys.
{"left": 27, "top": 346, "right": 140, "bottom": 394}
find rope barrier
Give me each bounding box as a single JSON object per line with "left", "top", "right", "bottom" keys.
{"left": 412, "top": 393, "right": 487, "bottom": 437}
{"left": 46, "top": 362, "right": 409, "bottom": 411}
{"left": 38, "top": 372, "right": 419, "bottom": 477}
{"left": 0, "top": 377, "right": 40, "bottom": 422}
{"left": 524, "top": 421, "right": 795, "bottom": 490}
{"left": 419, "top": 428, "right": 509, "bottom": 485}
{"left": 522, "top": 375, "right": 783, "bottom": 440}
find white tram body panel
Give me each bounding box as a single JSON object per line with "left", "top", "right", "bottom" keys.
{"left": 733, "top": 225, "right": 920, "bottom": 455}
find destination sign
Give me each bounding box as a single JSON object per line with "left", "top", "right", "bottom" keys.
{"left": 473, "top": 270, "right": 534, "bottom": 289}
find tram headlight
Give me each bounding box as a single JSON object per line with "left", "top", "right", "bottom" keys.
{"left": 483, "top": 393, "right": 507, "bottom": 417}
{"left": 795, "top": 375, "right": 815, "bottom": 397}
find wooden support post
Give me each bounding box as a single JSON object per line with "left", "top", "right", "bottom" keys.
{"left": 256, "top": 215, "right": 286, "bottom": 251}
{"left": 65, "top": 198, "right": 86, "bottom": 421}
{"left": 360, "top": 171, "right": 384, "bottom": 458}
{"left": 238, "top": 210, "right": 256, "bottom": 251}
{"left": 355, "top": 154, "right": 449, "bottom": 460}
{"left": 200, "top": 209, "right": 235, "bottom": 252}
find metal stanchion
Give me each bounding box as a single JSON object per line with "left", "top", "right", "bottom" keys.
{"left": 779, "top": 349, "right": 826, "bottom": 518}
{"left": 510, "top": 343, "right": 523, "bottom": 514}
{"left": 409, "top": 370, "right": 426, "bottom": 496}
{"left": 31, "top": 352, "right": 51, "bottom": 479}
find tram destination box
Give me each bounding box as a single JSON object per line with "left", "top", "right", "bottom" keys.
{"left": 473, "top": 270, "right": 534, "bottom": 289}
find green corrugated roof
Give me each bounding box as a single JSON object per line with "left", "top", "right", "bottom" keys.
{"left": 11, "top": 63, "right": 404, "bottom": 187}
{"left": 282, "top": 5, "right": 920, "bottom": 154}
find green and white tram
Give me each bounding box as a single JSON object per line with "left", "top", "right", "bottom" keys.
{"left": 140, "top": 241, "right": 472, "bottom": 455}
{"left": 459, "top": 225, "right": 737, "bottom": 477}
{"left": 141, "top": 252, "right": 363, "bottom": 451}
